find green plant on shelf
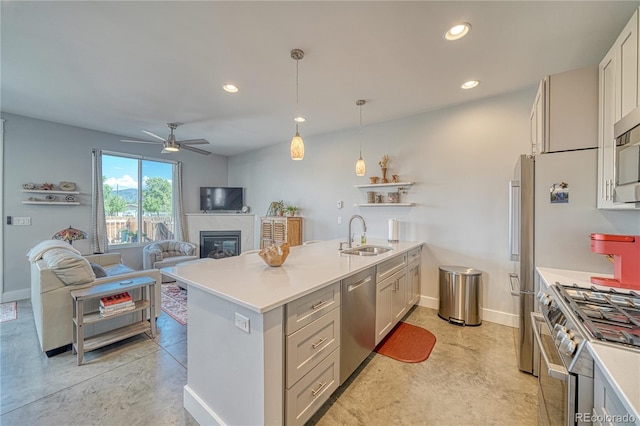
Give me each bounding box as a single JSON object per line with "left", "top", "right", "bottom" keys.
{"left": 285, "top": 205, "right": 300, "bottom": 216}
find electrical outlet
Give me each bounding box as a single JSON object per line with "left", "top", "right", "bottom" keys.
{"left": 13, "top": 217, "right": 31, "bottom": 226}
{"left": 337, "top": 200, "right": 343, "bottom": 209}
{"left": 337, "top": 216, "right": 342, "bottom": 225}
{"left": 235, "top": 312, "right": 250, "bottom": 333}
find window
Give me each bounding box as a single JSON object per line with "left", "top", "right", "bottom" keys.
{"left": 102, "top": 153, "right": 175, "bottom": 245}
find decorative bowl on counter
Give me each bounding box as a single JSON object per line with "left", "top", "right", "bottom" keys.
{"left": 258, "top": 243, "right": 290, "bottom": 267}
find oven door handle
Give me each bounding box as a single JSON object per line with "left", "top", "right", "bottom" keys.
{"left": 530, "top": 312, "right": 568, "bottom": 381}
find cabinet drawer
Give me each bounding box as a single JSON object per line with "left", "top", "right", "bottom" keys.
{"left": 377, "top": 253, "right": 407, "bottom": 281}
{"left": 408, "top": 246, "right": 421, "bottom": 265}
{"left": 286, "top": 282, "right": 340, "bottom": 334}
{"left": 286, "top": 348, "right": 340, "bottom": 426}
{"left": 286, "top": 307, "right": 340, "bottom": 388}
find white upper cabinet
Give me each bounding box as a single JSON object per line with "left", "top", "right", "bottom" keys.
{"left": 531, "top": 67, "right": 599, "bottom": 154}
{"left": 615, "top": 9, "right": 639, "bottom": 122}
{"left": 597, "top": 8, "right": 640, "bottom": 210}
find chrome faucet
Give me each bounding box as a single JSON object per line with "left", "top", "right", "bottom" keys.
{"left": 347, "top": 215, "right": 367, "bottom": 248}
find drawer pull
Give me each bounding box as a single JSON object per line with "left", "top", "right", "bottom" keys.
{"left": 311, "top": 381, "right": 328, "bottom": 396}
{"left": 311, "top": 337, "right": 327, "bottom": 349}
{"left": 311, "top": 300, "right": 330, "bottom": 310}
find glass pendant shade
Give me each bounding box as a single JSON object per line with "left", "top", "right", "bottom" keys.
{"left": 290, "top": 132, "right": 304, "bottom": 160}
{"left": 355, "top": 156, "right": 366, "bottom": 176}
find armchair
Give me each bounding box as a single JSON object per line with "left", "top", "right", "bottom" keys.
{"left": 143, "top": 240, "right": 198, "bottom": 282}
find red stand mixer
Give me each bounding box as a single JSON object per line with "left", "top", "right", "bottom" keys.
{"left": 590, "top": 233, "right": 640, "bottom": 290}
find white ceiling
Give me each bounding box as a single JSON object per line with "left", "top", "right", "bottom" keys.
{"left": 2, "top": 1, "right": 639, "bottom": 157}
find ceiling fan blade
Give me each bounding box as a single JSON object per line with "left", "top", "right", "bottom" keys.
{"left": 142, "top": 130, "right": 167, "bottom": 142}
{"left": 121, "top": 139, "right": 163, "bottom": 144}
{"left": 180, "top": 144, "right": 211, "bottom": 155}
{"left": 177, "top": 139, "right": 209, "bottom": 145}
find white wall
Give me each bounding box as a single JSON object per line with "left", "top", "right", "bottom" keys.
{"left": 228, "top": 87, "right": 545, "bottom": 322}
{"left": 1, "top": 113, "right": 228, "bottom": 301}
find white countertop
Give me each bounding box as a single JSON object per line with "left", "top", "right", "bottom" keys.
{"left": 536, "top": 267, "right": 640, "bottom": 421}
{"left": 162, "top": 239, "right": 423, "bottom": 313}
{"left": 536, "top": 266, "right": 613, "bottom": 291}
{"left": 589, "top": 342, "right": 640, "bottom": 420}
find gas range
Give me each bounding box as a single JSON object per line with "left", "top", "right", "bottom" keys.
{"left": 538, "top": 283, "right": 640, "bottom": 375}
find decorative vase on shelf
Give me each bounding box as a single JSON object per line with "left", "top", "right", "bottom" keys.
{"left": 381, "top": 167, "right": 389, "bottom": 183}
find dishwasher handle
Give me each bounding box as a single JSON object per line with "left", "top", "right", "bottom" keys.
{"left": 347, "top": 276, "right": 372, "bottom": 292}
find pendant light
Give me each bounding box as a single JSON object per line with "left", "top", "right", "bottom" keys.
{"left": 290, "top": 49, "right": 305, "bottom": 160}
{"left": 355, "top": 99, "right": 366, "bottom": 176}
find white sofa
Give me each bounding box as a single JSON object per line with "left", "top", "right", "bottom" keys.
{"left": 29, "top": 242, "right": 161, "bottom": 355}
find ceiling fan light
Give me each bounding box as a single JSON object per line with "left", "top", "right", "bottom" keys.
{"left": 163, "top": 146, "right": 179, "bottom": 152}
{"left": 290, "top": 132, "right": 304, "bottom": 160}
{"left": 355, "top": 156, "right": 366, "bottom": 176}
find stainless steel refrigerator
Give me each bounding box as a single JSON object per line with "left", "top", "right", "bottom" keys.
{"left": 509, "top": 154, "right": 536, "bottom": 374}
{"left": 508, "top": 150, "right": 639, "bottom": 374}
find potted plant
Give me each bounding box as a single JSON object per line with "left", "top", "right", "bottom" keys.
{"left": 285, "top": 205, "right": 300, "bottom": 217}
{"left": 275, "top": 200, "right": 285, "bottom": 216}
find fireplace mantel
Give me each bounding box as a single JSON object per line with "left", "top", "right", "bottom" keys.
{"left": 185, "top": 213, "right": 255, "bottom": 256}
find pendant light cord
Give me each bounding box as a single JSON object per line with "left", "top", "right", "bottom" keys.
{"left": 359, "top": 103, "right": 363, "bottom": 157}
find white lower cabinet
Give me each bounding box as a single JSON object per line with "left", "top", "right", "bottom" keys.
{"left": 285, "top": 283, "right": 341, "bottom": 425}
{"left": 375, "top": 272, "right": 394, "bottom": 344}
{"left": 593, "top": 362, "right": 639, "bottom": 425}
{"left": 285, "top": 348, "right": 340, "bottom": 426}
{"left": 375, "top": 253, "right": 408, "bottom": 345}
{"left": 407, "top": 247, "right": 421, "bottom": 307}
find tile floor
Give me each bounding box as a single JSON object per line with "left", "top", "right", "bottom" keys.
{"left": 0, "top": 300, "right": 537, "bottom": 425}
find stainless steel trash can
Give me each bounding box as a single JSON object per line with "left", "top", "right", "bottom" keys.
{"left": 438, "top": 266, "right": 482, "bottom": 326}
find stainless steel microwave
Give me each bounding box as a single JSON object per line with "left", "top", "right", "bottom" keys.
{"left": 613, "top": 106, "right": 640, "bottom": 203}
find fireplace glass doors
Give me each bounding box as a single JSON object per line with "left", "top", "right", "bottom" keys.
{"left": 200, "top": 231, "right": 241, "bottom": 259}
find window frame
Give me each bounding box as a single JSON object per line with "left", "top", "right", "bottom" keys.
{"left": 101, "top": 150, "right": 177, "bottom": 247}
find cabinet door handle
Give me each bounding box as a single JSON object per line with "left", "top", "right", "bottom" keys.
{"left": 311, "top": 381, "right": 328, "bottom": 396}
{"left": 311, "top": 300, "right": 330, "bottom": 310}
{"left": 311, "top": 337, "right": 327, "bottom": 349}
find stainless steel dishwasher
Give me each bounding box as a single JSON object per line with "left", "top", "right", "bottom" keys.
{"left": 340, "top": 266, "right": 376, "bottom": 384}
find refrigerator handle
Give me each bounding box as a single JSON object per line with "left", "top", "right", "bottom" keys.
{"left": 509, "top": 180, "right": 520, "bottom": 261}
{"left": 508, "top": 273, "right": 520, "bottom": 296}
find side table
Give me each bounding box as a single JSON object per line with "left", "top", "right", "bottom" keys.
{"left": 71, "top": 275, "right": 157, "bottom": 365}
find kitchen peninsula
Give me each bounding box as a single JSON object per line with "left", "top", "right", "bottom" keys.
{"left": 162, "top": 239, "right": 424, "bottom": 425}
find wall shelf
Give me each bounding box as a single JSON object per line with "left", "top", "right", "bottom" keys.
{"left": 22, "top": 189, "right": 80, "bottom": 195}
{"left": 22, "top": 201, "right": 80, "bottom": 205}
{"left": 354, "top": 203, "right": 415, "bottom": 207}
{"left": 354, "top": 181, "right": 414, "bottom": 188}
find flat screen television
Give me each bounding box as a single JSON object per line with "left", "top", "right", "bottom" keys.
{"left": 200, "top": 187, "right": 244, "bottom": 212}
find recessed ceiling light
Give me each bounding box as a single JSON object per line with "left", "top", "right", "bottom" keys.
{"left": 444, "top": 23, "right": 471, "bottom": 41}
{"left": 461, "top": 80, "right": 480, "bottom": 90}
{"left": 294, "top": 116, "right": 306, "bottom": 123}
{"left": 222, "top": 84, "right": 239, "bottom": 93}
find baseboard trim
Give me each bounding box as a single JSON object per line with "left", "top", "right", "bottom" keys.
{"left": 417, "top": 295, "right": 518, "bottom": 328}
{"left": 0, "top": 288, "right": 30, "bottom": 303}
{"left": 184, "top": 385, "right": 226, "bottom": 426}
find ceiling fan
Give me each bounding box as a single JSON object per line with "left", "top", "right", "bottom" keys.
{"left": 121, "top": 123, "right": 211, "bottom": 155}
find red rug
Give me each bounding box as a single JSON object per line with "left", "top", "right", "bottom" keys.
{"left": 161, "top": 283, "right": 187, "bottom": 325}
{"left": 374, "top": 322, "right": 436, "bottom": 363}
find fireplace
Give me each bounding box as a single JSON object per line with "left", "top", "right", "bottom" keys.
{"left": 200, "top": 230, "right": 241, "bottom": 259}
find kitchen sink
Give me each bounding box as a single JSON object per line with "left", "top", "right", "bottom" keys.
{"left": 340, "top": 245, "right": 392, "bottom": 256}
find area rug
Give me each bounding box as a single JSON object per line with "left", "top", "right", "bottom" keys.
{"left": 374, "top": 322, "right": 436, "bottom": 363}
{"left": 161, "top": 283, "right": 187, "bottom": 325}
{"left": 0, "top": 301, "right": 17, "bottom": 323}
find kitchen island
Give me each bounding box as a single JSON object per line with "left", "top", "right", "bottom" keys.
{"left": 163, "top": 239, "right": 423, "bottom": 425}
